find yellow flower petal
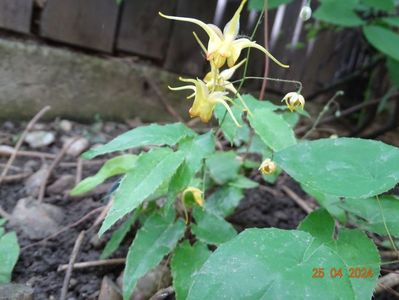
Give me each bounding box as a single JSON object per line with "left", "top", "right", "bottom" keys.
{"left": 223, "top": 0, "right": 247, "bottom": 40}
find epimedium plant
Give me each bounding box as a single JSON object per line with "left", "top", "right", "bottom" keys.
{"left": 72, "top": 0, "right": 399, "bottom": 299}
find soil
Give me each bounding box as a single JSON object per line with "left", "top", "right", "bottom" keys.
{"left": 0, "top": 119, "right": 397, "bottom": 300}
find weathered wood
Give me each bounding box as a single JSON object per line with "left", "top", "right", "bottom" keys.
{"left": 117, "top": 0, "right": 176, "bottom": 60}
{"left": 0, "top": 0, "right": 33, "bottom": 33}
{"left": 164, "top": 0, "right": 218, "bottom": 76}
{"left": 40, "top": 0, "right": 119, "bottom": 52}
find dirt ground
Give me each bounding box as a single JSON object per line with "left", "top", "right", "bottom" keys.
{"left": 0, "top": 119, "right": 398, "bottom": 299}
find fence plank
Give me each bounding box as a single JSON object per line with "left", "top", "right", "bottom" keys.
{"left": 117, "top": 0, "right": 175, "bottom": 60}
{"left": 163, "top": 0, "right": 218, "bottom": 76}
{"left": 0, "top": 0, "right": 33, "bottom": 34}
{"left": 40, "top": 0, "right": 119, "bottom": 52}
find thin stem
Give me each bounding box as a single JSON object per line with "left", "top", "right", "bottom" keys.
{"left": 231, "top": 76, "right": 302, "bottom": 93}
{"left": 302, "top": 90, "right": 343, "bottom": 139}
{"left": 377, "top": 194, "right": 399, "bottom": 257}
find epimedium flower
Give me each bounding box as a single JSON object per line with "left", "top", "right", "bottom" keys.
{"left": 169, "top": 77, "right": 241, "bottom": 126}
{"left": 203, "top": 59, "right": 251, "bottom": 114}
{"left": 159, "top": 0, "right": 288, "bottom": 69}
{"left": 282, "top": 92, "right": 305, "bottom": 112}
{"left": 182, "top": 186, "right": 204, "bottom": 207}
{"left": 259, "top": 158, "right": 277, "bottom": 175}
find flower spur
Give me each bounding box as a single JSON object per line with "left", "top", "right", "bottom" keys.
{"left": 159, "top": 0, "right": 289, "bottom": 69}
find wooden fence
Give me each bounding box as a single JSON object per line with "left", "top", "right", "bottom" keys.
{"left": 0, "top": 0, "right": 367, "bottom": 96}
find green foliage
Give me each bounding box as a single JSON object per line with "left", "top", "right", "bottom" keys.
{"left": 82, "top": 123, "right": 196, "bottom": 159}
{"left": 171, "top": 241, "right": 211, "bottom": 300}
{"left": 167, "top": 132, "right": 215, "bottom": 209}
{"left": 206, "top": 151, "right": 241, "bottom": 184}
{"left": 248, "top": 0, "right": 294, "bottom": 10}
{"left": 363, "top": 25, "right": 399, "bottom": 61}
{"left": 387, "top": 58, "right": 399, "bottom": 88}
{"left": 188, "top": 210, "right": 379, "bottom": 299}
{"left": 340, "top": 195, "right": 399, "bottom": 237}
{"left": 123, "top": 211, "right": 185, "bottom": 300}
{"left": 275, "top": 138, "right": 399, "bottom": 198}
{"left": 299, "top": 209, "right": 380, "bottom": 300}
{"left": 191, "top": 207, "right": 237, "bottom": 245}
{"left": 205, "top": 186, "right": 244, "bottom": 217}
{"left": 361, "top": 0, "right": 395, "bottom": 11}
{"left": 314, "top": 0, "right": 364, "bottom": 27}
{"left": 0, "top": 225, "right": 19, "bottom": 283}
{"left": 101, "top": 212, "right": 138, "bottom": 259}
{"left": 99, "top": 148, "right": 184, "bottom": 235}
{"left": 214, "top": 104, "right": 244, "bottom": 144}
{"left": 248, "top": 108, "right": 297, "bottom": 152}
{"left": 381, "top": 17, "right": 399, "bottom": 27}
{"left": 71, "top": 154, "right": 137, "bottom": 196}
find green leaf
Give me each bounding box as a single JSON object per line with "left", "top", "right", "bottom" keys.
{"left": 214, "top": 104, "right": 243, "bottom": 144}
{"left": 248, "top": 108, "right": 296, "bottom": 152}
{"left": 167, "top": 132, "right": 215, "bottom": 209}
{"left": 205, "top": 186, "right": 244, "bottom": 217}
{"left": 339, "top": 195, "right": 399, "bottom": 237}
{"left": 82, "top": 123, "right": 196, "bottom": 159}
{"left": 206, "top": 151, "right": 241, "bottom": 184}
{"left": 229, "top": 175, "right": 258, "bottom": 189}
{"left": 100, "top": 148, "right": 184, "bottom": 235}
{"left": 361, "top": 0, "right": 395, "bottom": 11}
{"left": 101, "top": 212, "right": 138, "bottom": 259}
{"left": 123, "top": 211, "right": 185, "bottom": 300}
{"left": 0, "top": 219, "right": 6, "bottom": 226}
{"left": 302, "top": 185, "right": 347, "bottom": 223}
{"left": 381, "top": 17, "right": 399, "bottom": 27}
{"left": 275, "top": 138, "right": 399, "bottom": 198}
{"left": 248, "top": 0, "right": 294, "bottom": 10}
{"left": 189, "top": 225, "right": 379, "bottom": 299}
{"left": 0, "top": 232, "right": 20, "bottom": 283}
{"left": 363, "top": 25, "right": 399, "bottom": 61}
{"left": 243, "top": 94, "right": 285, "bottom": 112}
{"left": 299, "top": 209, "right": 380, "bottom": 300}
{"left": 387, "top": 58, "right": 399, "bottom": 88}
{"left": 171, "top": 241, "right": 211, "bottom": 300}
{"left": 192, "top": 207, "right": 237, "bottom": 245}
{"left": 71, "top": 154, "right": 137, "bottom": 196}
{"left": 314, "top": 0, "right": 364, "bottom": 27}
{"left": 0, "top": 228, "right": 4, "bottom": 238}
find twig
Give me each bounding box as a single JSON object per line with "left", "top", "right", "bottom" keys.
{"left": 0, "top": 147, "right": 56, "bottom": 159}
{"left": 280, "top": 185, "right": 313, "bottom": 214}
{"left": 1, "top": 172, "right": 32, "bottom": 183}
{"left": 38, "top": 138, "right": 78, "bottom": 203}
{"left": 375, "top": 272, "right": 399, "bottom": 294}
{"left": 22, "top": 206, "right": 104, "bottom": 251}
{"left": 381, "top": 251, "right": 399, "bottom": 260}
{"left": 259, "top": 1, "right": 269, "bottom": 100}
{"left": 57, "top": 258, "right": 125, "bottom": 272}
{"left": 143, "top": 73, "right": 185, "bottom": 123}
{"left": 60, "top": 159, "right": 106, "bottom": 168}
{"left": 60, "top": 230, "right": 85, "bottom": 300}
{"left": 75, "top": 158, "right": 83, "bottom": 185}
{"left": 0, "top": 106, "right": 51, "bottom": 185}
{"left": 0, "top": 163, "right": 21, "bottom": 172}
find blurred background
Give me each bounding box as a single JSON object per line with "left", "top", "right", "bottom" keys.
{"left": 0, "top": 0, "right": 398, "bottom": 139}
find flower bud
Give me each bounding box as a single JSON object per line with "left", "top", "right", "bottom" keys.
{"left": 282, "top": 92, "right": 305, "bottom": 112}
{"left": 182, "top": 187, "right": 204, "bottom": 207}
{"left": 259, "top": 159, "right": 277, "bottom": 175}
{"left": 299, "top": 5, "right": 312, "bottom": 21}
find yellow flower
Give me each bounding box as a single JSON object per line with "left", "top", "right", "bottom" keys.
{"left": 159, "top": 0, "right": 288, "bottom": 69}
{"left": 182, "top": 187, "right": 204, "bottom": 207}
{"left": 169, "top": 78, "right": 241, "bottom": 126}
{"left": 282, "top": 92, "right": 305, "bottom": 112}
{"left": 259, "top": 159, "right": 277, "bottom": 175}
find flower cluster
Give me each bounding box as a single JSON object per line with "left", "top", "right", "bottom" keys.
{"left": 160, "top": 0, "right": 290, "bottom": 125}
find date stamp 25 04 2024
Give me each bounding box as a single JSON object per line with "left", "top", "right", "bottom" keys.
{"left": 312, "top": 267, "right": 374, "bottom": 279}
